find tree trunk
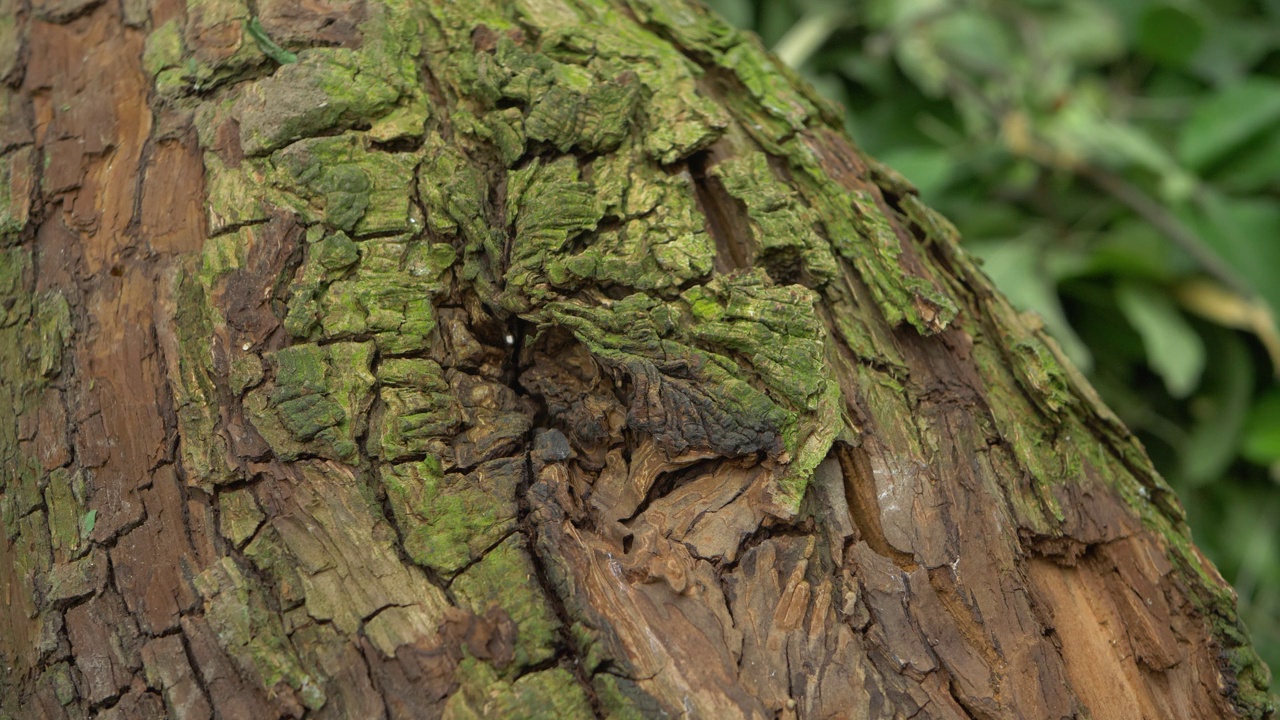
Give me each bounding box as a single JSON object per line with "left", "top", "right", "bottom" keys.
{"left": 0, "top": 0, "right": 1273, "bottom": 718}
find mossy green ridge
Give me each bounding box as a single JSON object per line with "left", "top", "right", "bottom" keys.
{"left": 0, "top": 246, "right": 76, "bottom": 699}
{"left": 620, "top": 0, "right": 840, "bottom": 139}
{"left": 243, "top": 523, "right": 308, "bottom": 609}
{"left": 443, "top": 658, "right": 594, "bottom": 720}
{"left": 1, "top": 247, "right": 71, "bottom": 517}
{"left": 546, "top": 272, "right": 843, "bottom": 507}
{"left": 194, "top": 557, "right": 326, "bottom": 712}
{"left": 142, "top": 20, "right": 184, "bottom": 80}
{"left": 549, "top": 292, "right": 789, "bottom": 460}
{"left": 1, "top": 455, "right": 40, "bottom": 540}
{"left": 269, "top": 134, "right": 418, "bottom": 236}
{"left": 417, "top": 133, "right": 501, "bottom": 296}
{"left": 476, "top": 35, "right": 641, "bottom": 154}
{"left": 185, "top": 0, "right": 432, "bottom": 233}
{"left": 719, "top": 39, "right": 817, "bottom": 139}
{"left": 914, "top": 197, "right": 1275, "bottom": 713}
{"left": 711, "top": 151, "right": 838, "bottom": 283}
{"left": 583, "top": 0, "right": 953, "bottom": 336}
{"left": 234, "top": 0, "right": 432, "bottom": 151}
{"left": 35, "top": 290, "right": 70, "bottom": 379}
{"left": 368, "top": 359, "right": 459, "bottom": 461}
{"left": 537, "top": 268, "right": 839, "bottom": 508}
{"left": 494, "top": 140, "right": 717, "bottom": 308}
{"left": 0, "top": 245, "right": 29, "bottom": 327}
{"left": 592, "top": 673, "right": 658, "bottom": 720}
{"left": 236, "top": 51, "right": 401, "bottom": 156}
{"left": 245, "top": 342, "right": 375, "bottom": 462}
{"left": 45, "top": 469, "right": 89, "bottom": 563}
{"left": 421, "top": 0, "right": 728, "bottom": 164}
{"left": 574, "top": 143, "right": 715, "bottom": 291}
{"left": 682, "top": 270, "right": 842, "bottom": 505}
{"left": 164, "top": 262, "right": 236, "bottom": 488}
{"left": 218, "top": 487, "right": 265, "bottom": 548}
{"left": 284, "top": 234, "right": 454, "bottom": 355}
{"left": 778, "top": 138, "right": 957, "bottom": 335}
{"left": 451, "top": 536, "right": 561, "bottom": 672}
{"left": 379, "top": 457, "right": 521, "bottom": 577}
{"left": 622, "top": 0, "right": 740, "bottom": 50}
{"left": 501, "top": 156, "right": 603, "bottom": 312}
{"left": 200, "top": 150, "right": 273, "bottom": 236}
{"left": 0, "top": 147, "right": 34, "bottom": 245}
{"left": 0, "top": 253, "right": 71, "bottom": 426}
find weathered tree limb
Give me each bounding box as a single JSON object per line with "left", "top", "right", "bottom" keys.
{"left": 0, "top": 0, "right": 1273, "bottom": 718}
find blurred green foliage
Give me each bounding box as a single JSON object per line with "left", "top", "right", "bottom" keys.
{"left": 706, "top": 0, "right": 1280, "bottom": 679}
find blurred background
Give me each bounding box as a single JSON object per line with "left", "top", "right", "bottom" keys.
{"left": 703, "top": 0, "right": 1280, "bottom": 679}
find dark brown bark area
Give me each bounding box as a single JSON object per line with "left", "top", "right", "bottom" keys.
{"left": 0, "top": 1, "right": 1272, "bottom": 719}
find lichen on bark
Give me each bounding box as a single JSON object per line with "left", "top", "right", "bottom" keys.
{"left": 0, "top": 0, "right": 1273, "bottom": 717}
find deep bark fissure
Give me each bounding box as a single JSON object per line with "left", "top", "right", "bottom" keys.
{"left": 689, "top": 149, "right": 751, "bottom": 274}
{"left": 502, "top": 311, "right": 609, "bottom": 718}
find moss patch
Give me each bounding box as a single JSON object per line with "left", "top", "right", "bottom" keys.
{"left": 244, "top": 342, "right": 376, "bottom": 462}
{"left": 194, "top": 557, "right": 325, "bottom": 712}
{"left": 444, "top": 658, "right": 593, "bottom": 720}
{"left": 379, "top": 457, "right": 521, "bottom": 577}
{"left": 451, "top": 536, "right": 561, "bottom": 671}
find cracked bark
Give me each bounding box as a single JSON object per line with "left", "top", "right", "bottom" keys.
{"left": 0, "top": 0, "right": 1274, "bottom": 719}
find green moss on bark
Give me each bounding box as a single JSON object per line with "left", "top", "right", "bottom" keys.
{"left": 444, "top": 658, "right": 593, "bottom": 719}
{"left": 0, "top": 147, "right": 34, "bottom": 244}
{"left": 380, "top": 457, "right": 521, "bottom": 577}
{"left": 236, "top": 50, "right": 403, "bottom": 156}
{"left": 711, "top": 151, "right": 838, "bottom": 282}
{"left": 368, "top": 360, "right": 458, "bottom": 461}
{"left": 126, "top": 0, "right": 1275, "bottom": 713}
{"left": 245, "top": 342, "right": 376, "bottom": 462}
{"left": 194, "top": 557, "right": 326, "bottom": 712}
{"left": 284, "top": 234, "right": 453, "bottom": 354}
{"left": 164, "top": 262, "right": 237, "bottom": 488}
{"left": 451, "top": 536, "right": 561, "bottom": 671}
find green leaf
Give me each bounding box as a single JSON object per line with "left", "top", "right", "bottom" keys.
{"left": 1177, "top": 329, "right": 1252, "bottom": 485}
{"left": 1188, "top": 17, "right": 1276, "bottom": 86}
{"left": 1178, "top": 77, "right": 1280, "bottom": 171}
{"left": 1086, "top": 217, "right": 1190, "bottom": 281}
{"left": 869, "top": 0, "right": 947, "bottom": 30}
{"left": 1116, "top": 281, "right": 1206, "bottom": 398}
{"left": 1243, "top": 388, "right": 1280, "bottom": 465}
{"left": 1188, "top": 192, "right": 1280, "bottom": 318}
{"left": 81, "top": 509, "right": 97, "bottom": 535}
{"left": 1040, "top": 85, "right": 1191, "bottom": 190}
{"left": 1136, "top": 3, "right": 1206, "bottom": 68}
{"left": 703, "top": 0, "right": 755, "bottom": 31}
{"left": 1209, "top": 125, "right": 1280, "bottom": 193}
{"left": 876, "top": 145, "right": 956, "bottom": 197}
{"left": 970, "top": 238, "right": 1094, "bottom": 370}
{"left": 928, "top": 10, "right": 1014, "bottom": 75}
{"left": 757, "top": 0, "right": 799, "bottom": 46}
{"left": 1038, "top": 1, "right": 1125, "bottom": 65}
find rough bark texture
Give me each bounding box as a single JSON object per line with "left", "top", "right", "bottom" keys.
{"left": 0, "top": 0, "right": 1274, "bottom": 718}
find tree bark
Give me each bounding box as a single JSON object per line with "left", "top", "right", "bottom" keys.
{"left": 0, "top": 0, "right": 1273, "bottom": 718}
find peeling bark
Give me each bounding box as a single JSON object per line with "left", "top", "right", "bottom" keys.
{"left": 0, "top": 0, "right": 1273, "bottom": 718}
